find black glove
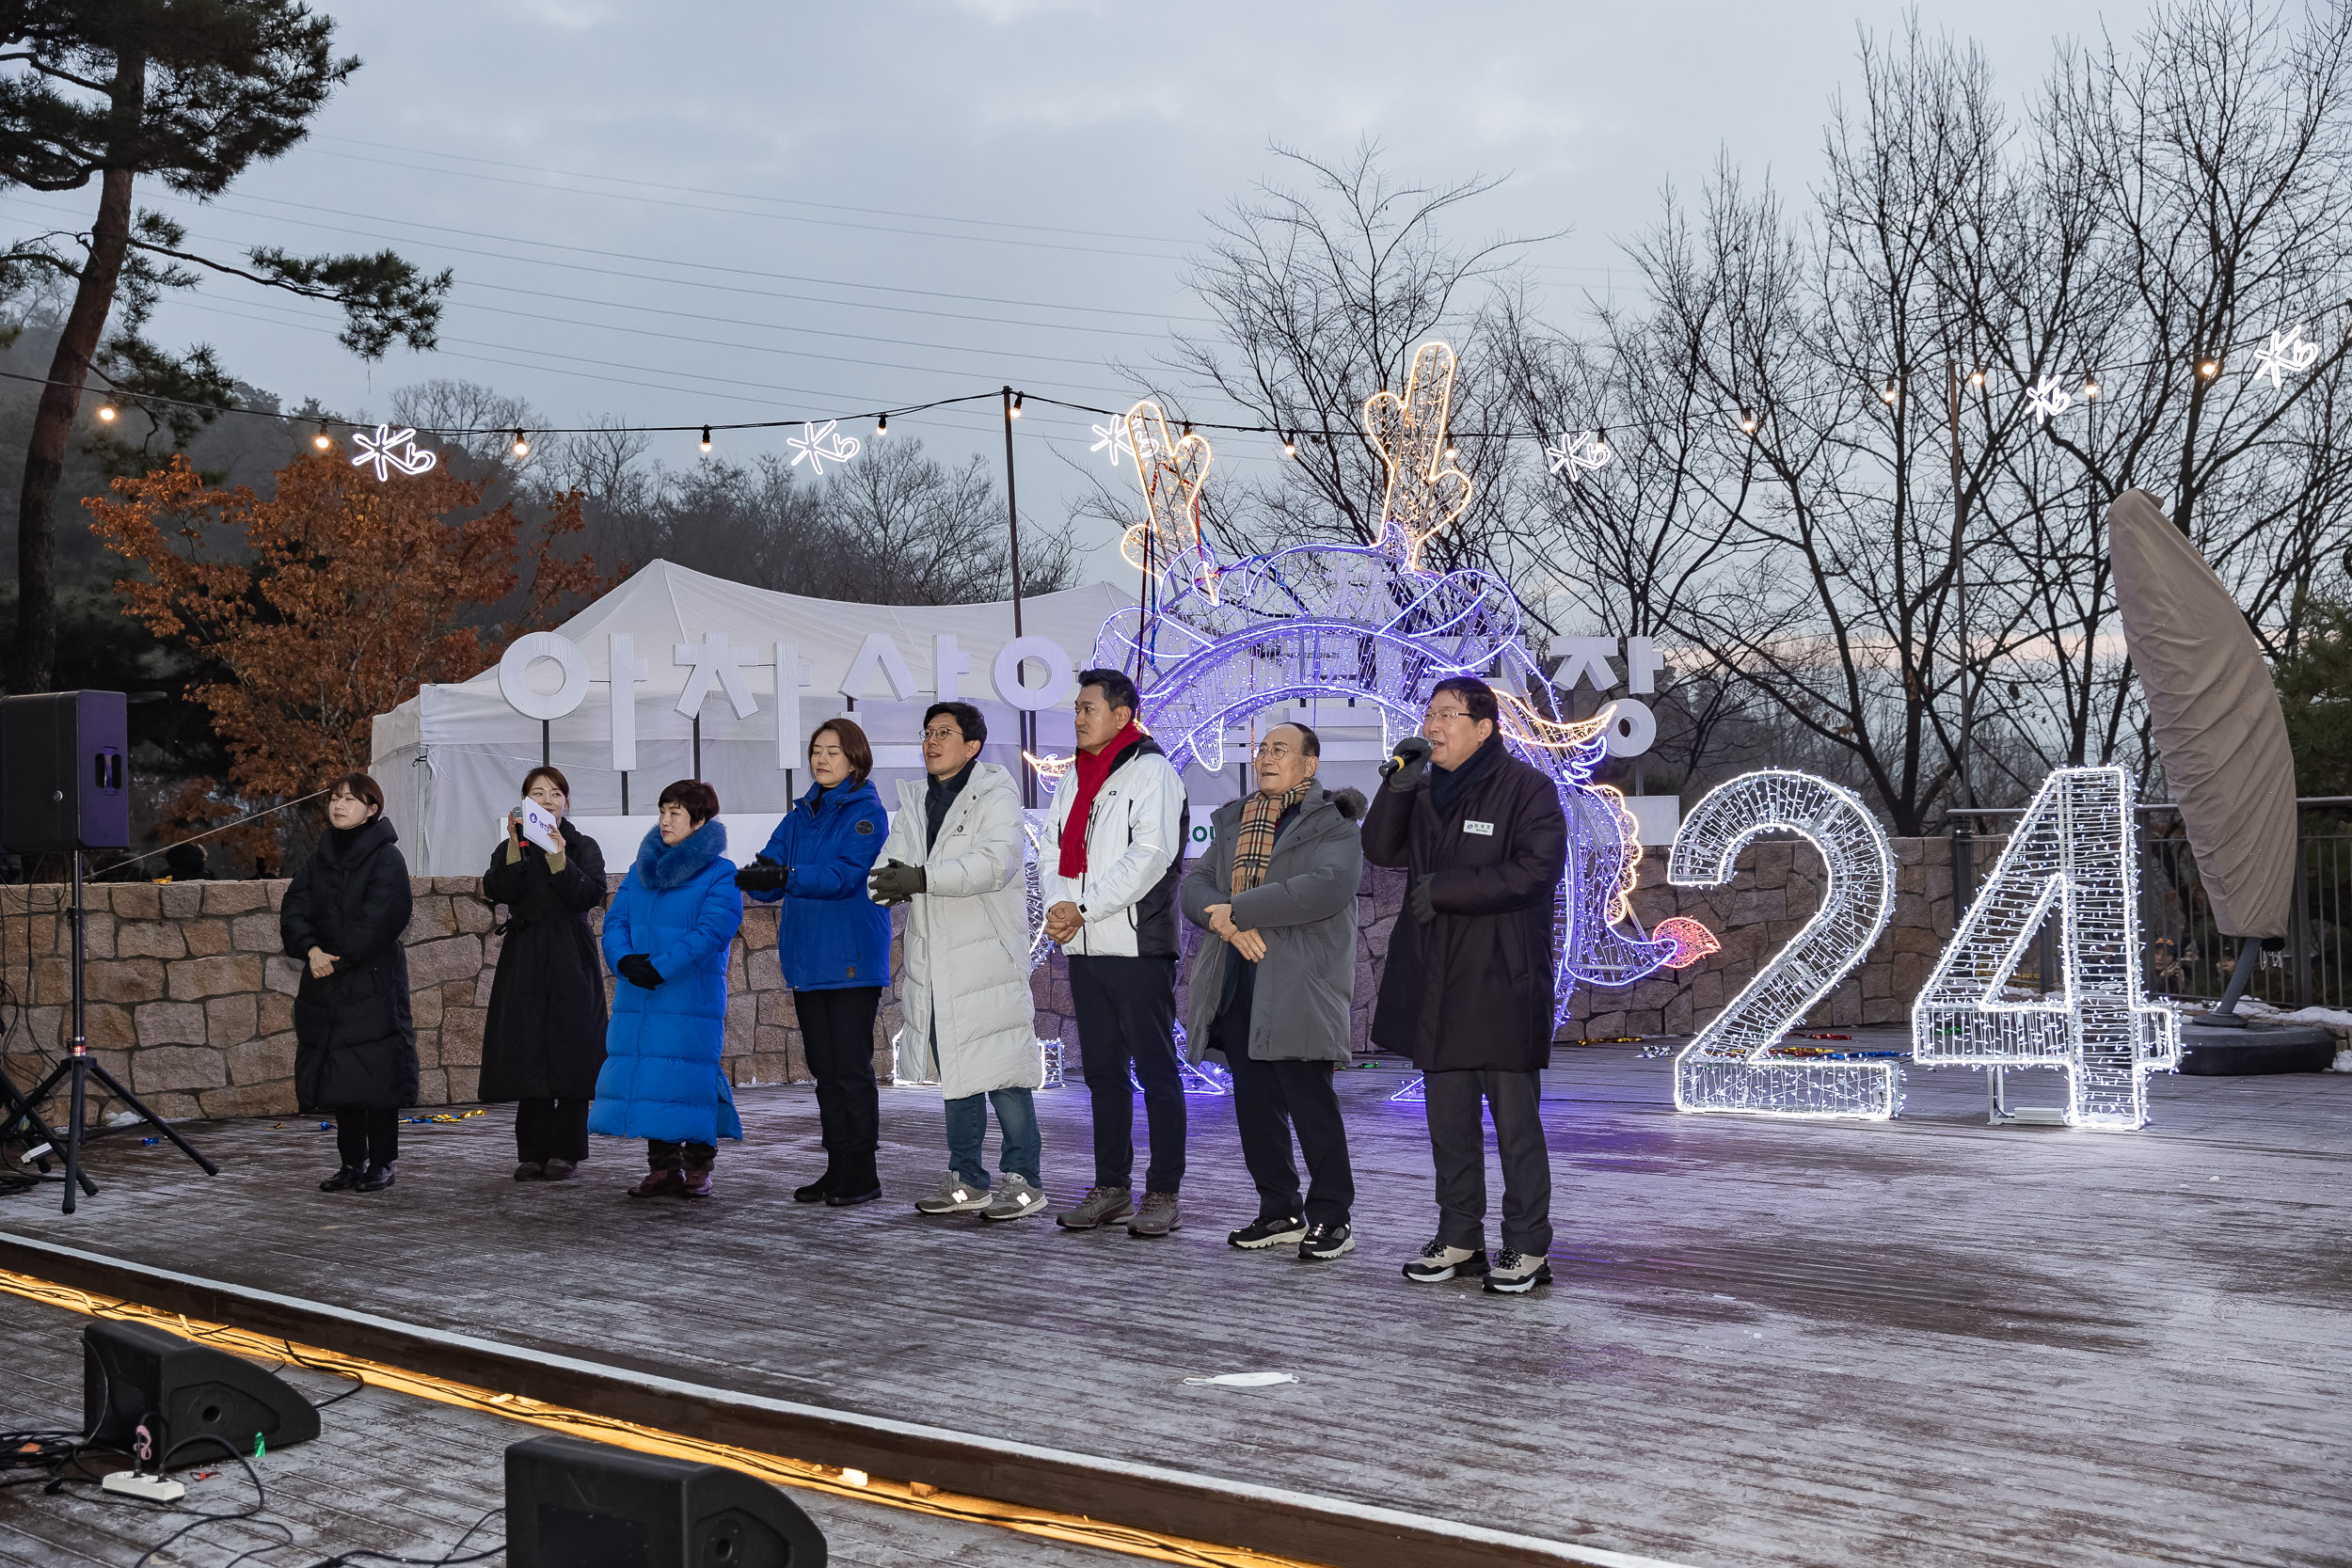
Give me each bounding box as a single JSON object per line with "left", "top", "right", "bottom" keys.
{"left": 1383, "top": 736, "right": 1433, "bottom": 794}
{"left": 616, "top": 953, "right": 663, "bottom": 990}
{"left": 734, "top": 857, "right": 788, "bottom": 895}
{"left": 1410, "top": 874, "right": 1438, "bottom": 927}
{"left": 868, "top": 859, "right": 926, "bottom": 903}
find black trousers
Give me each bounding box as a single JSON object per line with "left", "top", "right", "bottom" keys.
{"left": 1214, "top": 989, "right": 1354, "bottom": 1227}
{"left": 1070, "top": 954, "right": 1184, "bottom": 1193}
{"left": 515, "top": 1097, "right": 590, "bottom": 1164}
{"left": 334, "top": 1105, "right": 399, "bottom": 1168}
{"left": 646, "top": 1139, "right": 716, "bottom": 1169}
{"left": 1423, "top": 1068, "right": 1552, "bottom": 1256}
{"left": 798, "top": 986, "right": 882, "bottom": 1176}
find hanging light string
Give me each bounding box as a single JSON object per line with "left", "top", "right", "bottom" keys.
{"left": 12, "top": 311, "right": 2342, "bottom": 465}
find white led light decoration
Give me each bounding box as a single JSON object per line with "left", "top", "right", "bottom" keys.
{"left": 2025, "top": 375, "right": 2074, "bottom": 423}
{"left": 1363, "top": 341, "right": 1473, "bottom": 569}
{"left": 787, "top": 419, "right": 862, "bottom": 475}
{"left": 1911, "top": 766, "right": 2180, "bottom": 1129}
{"left": 1089, "top": 418, "right": 1136, "bottom": 467}
{"left": 1543, "top": 430, "right": 1612, "bottom": 482}
{"left": 2251, "top": 323, "right": 2321, "bottom": 389}
{"left": 350, "top": 424, "right": 437, "bottom": 481}
{"left": 1668, "top": 770, "right": 1899, "bottom": 1119}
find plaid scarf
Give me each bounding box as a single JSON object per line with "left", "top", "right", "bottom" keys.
{"left": 1231, "top": 781, "right": 1312, "bottom": 896}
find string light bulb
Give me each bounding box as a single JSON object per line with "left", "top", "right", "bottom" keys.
{"left": 1009, "top": 392, "right": 1024, "bottom": 418}
{"left": 1881, "top": 380, "right": 1900, "bottom": 404}
{"left": 1443, "top": 439, "right": 1459, "bottom": 461}
{"left": 1280, "top": 431, "right": 1297, "bottom": 457}
{"left": 95, "top": 403, "right": 117, "bottom": 423}
{"left": 312, "top": 425, "right": 331, "bottom": 451}
{"left": 2198, "top": 356, "right": 2222, "bottom": 380}
{"left": 1592, "top": 427, "right": 1611, "bottom": 460}
{"left": 876, "top": 412, "right": 888, "bottom": 438}
{"left": 699, "top": 426, "right": 712, "bottom": 452}
{"left": 511, "top": 429, "right": 530, "bottom": 458}
{"left": 1739, "top": 407, "right": 1757, "bottom": 434}
{"left": 2083, "top": 376, "right": 2101, "bottom": 401}
{"left": 1968, "top": 369, "right": 1985, "bottom": 388}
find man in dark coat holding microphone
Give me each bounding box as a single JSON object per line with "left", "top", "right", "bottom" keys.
{"left": 1362, "top": 676, "right": 1567, "bottom": 1295}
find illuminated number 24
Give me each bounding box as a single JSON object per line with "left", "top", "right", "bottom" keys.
{"left": 1911, "top": 766, "right": 2179, "bottom": 1129}
{"left": 1668, "top": 771, "right": 1899, "bottom": 1119}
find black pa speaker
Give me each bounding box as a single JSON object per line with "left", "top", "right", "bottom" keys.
{"left": 0, "top": 690, "right": 130, "bottom": 852}
{"left": 82, "top": 1320, "right": 321, "bottom": 1465}
{"left": 506, "top": 1434, "right": 827, "bottom": 1568}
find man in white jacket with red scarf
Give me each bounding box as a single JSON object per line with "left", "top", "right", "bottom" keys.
{"left": 1040, "top": 667, "right": 1190, "bottom": 1238}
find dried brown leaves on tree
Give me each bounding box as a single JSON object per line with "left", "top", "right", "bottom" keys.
{"left": 87, "top": 450, "right": 598, "bottom": 865}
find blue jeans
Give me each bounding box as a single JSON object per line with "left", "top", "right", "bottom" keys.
{"left": 945, "top": 1088, "right": 1041, "bottom": 1188}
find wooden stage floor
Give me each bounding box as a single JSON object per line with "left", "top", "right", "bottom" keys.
{"left": 1, "top": 1037, "right": 2345, "bottom": 1568}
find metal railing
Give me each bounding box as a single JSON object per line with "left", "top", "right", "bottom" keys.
{"left": 1951, "top": 799, "right": 2352, "bottom": 1009}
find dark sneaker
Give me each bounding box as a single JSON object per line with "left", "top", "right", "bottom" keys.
{"left": 1127, "top": 1191, "right": 1182, "bottom": 1238}
{"left": 318, "top": 1164, "right": 361, "bottom": 1193}
{"left": 1298, "top": 1221, "right": 1355, "bottom": 1261}
{"left": 1483, "top": 1250, "right": 1552, "bottom": 1294}
{"left": 514, "top": 1161, "right": 545, "bottom": 1181}
{"left": 628, "top": 1166, "right": 687, "bottom": 1198}
{"left": 1057, "top": 1185, "right": 1134, "bottom": 1230}
{"left": 1229, "top": 1215, "right": 1307, "bottom": 1250}
{"left": 1402, "top": 1238, "right": 1488, "bottom": 1283}
{"left": 541, "top": 1158, "right": 577, "bottom": 1181}
{"left": 354, "top": 1163, "right": 395, "bottom": 1194}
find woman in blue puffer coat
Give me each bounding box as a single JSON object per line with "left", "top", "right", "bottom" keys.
{"left": 591, "top": 778, "right": 744, "bottom": 1198}
{"left": 733, "top": 718, "right": 891, "bottom": 1208}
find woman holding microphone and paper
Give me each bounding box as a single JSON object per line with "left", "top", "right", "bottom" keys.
{"left": 479, "top": 766, "right": 610, "bottom": 1180}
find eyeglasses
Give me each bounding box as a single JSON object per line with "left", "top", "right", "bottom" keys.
{"left": 1424, "top": 709, "right": 1475, "bottom": 724}
{"left": 922, "top": 727, "right": 965, "bottom": 741}
{"left": 1253, "top": 742, "right": 1299, "bottom": 759}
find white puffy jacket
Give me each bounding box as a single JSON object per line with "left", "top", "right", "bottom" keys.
{"left": 1038, "top": 735, "right": 1188, "bottom": 958}
{"left": 877, "top": 763, "right": 1041, "bottom": 1098}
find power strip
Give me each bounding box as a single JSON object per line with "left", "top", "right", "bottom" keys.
{"left": 101, "top": 1470, "right": 186, "bottom": 1503}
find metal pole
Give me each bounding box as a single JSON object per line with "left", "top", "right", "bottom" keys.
{"left": 1948, "top": 362, "right": 1972, "bottom": 812}
{"left": 2292, "top": 809, "right": 2312, "bottom": 1008}
{"left": 1002, "top": 387, "right": 1033, "bottom": 808}
{"left": 64, "top": 849, "right": 86, "bottom": 1213}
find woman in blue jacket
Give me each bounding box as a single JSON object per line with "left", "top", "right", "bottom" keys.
{"left": 734, "top": 718, "right": 892, "bottom": 1207}
{"left": 591, "top": 779, "right": 744, "bottom": 1199}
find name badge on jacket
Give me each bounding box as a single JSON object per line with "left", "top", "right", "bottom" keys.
{"left": 1464, "top": 819, "right": 1495, "bottom": 836}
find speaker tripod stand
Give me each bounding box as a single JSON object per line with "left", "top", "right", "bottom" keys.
{"left": 1, "top": 852, "right": 215, "bottom": 1213}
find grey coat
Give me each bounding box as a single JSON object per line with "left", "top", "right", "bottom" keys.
{"left": 1180, "top": 787, "right": 1366, "bottom": 1063}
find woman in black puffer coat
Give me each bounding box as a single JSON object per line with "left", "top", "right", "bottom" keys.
{"left": 479, "top": 765, "right": 609, "bottom": 1182}
{"left": 280, "top": 771, "right": 418, "bottom": 1195}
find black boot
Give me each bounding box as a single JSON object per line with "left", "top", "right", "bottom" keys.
{"left": 319, "top": 1164, "right": 362, "bottom": 1193}
{"left": 824, "top": 1152, "right": 881, "bottom": 1208}
{"left": 793, "top": 1154, "right": 840, "bottom": 1205}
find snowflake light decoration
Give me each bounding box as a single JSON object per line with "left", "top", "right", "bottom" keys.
{"left": 787, "top": 419, "right": 863, "bottom": 475}
{"left": 350, "top": 424, "right": 437, "bottom": 482}
{"left": 1544, "top": 430, "right": 1612, "bottom": 483}
{"left": 1911, "top": 766, "right": 2180, "bottom": 1130}
{"left": 2025, "top": 375, "right": 2074, "bottom": 424}
{"left": 1667, "top": 771, "right": 1899, "bottom": 1119}
{"left": 1089, "top": 418, "right": 1136, "bottom": 467}
{"left": 2251, "top": 324, "right": 2321, "bottom": 389}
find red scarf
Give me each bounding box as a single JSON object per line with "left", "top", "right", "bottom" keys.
{"left": 1058, "top": 721, "right": 1140, "bottom": 879}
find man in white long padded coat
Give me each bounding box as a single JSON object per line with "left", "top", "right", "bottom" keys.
{"left": 868, "top": 701, "right": 1047, "bottom": 1222}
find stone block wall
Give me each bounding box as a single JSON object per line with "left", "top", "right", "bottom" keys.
{"left": 0, "top": 837, "right": 1961, "bottom": 1118}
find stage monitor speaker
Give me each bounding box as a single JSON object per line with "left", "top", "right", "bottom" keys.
{"left": 82, "top": 1321, "right": 320, "bottom": 1464}
{"left": 0, "top": 690, "right": 130, "bottom": 852}
{"left": 506, "top": 1433, "right": 828, "bottom": 1568}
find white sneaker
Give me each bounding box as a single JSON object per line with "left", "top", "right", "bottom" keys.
{"left": 981, "top": 1175, "right": 1047, "bottom": 1222}
{"left": 1483, "top": 1250, "right": 1553, "bottom": 1294}
{"left": 914, "top": 1172, "right": 991, "bottom": 1214}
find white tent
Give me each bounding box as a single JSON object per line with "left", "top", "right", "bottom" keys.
{"left": 372, "top": 560, "right": 1127, "bottom": 874}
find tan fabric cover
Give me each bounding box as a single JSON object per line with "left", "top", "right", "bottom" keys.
{"left": 2108, "top": 488, "right": 2296, "bottom": 938}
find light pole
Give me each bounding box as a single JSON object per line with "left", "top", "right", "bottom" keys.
{"left": 1001, "top": 386, "right": 1033, "bottom": 806}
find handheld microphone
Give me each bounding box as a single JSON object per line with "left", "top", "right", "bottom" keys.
{"left": 1379, "top": 736, "right": 1432, "bottom": 778}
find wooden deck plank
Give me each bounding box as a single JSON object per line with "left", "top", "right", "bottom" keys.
{"left": 2, "top": 1037, "right": 2345, "bottom": 1568}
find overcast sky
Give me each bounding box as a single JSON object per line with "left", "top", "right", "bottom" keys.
{"left": 12, "top": 0, "right": 2140, "bottom": 581}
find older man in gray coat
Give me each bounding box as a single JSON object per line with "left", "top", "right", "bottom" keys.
{"left": 1182, "top": 721, "right": 1365, "bottom": 1261}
